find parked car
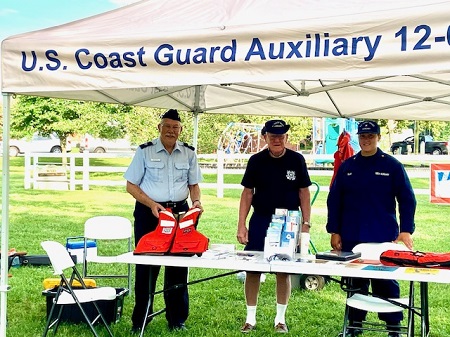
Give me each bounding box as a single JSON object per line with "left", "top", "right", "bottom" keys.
{"left": 6, "top": 133, "right": 72, "bottom": 157}
{"left": 390, "top": 135, "right": 449, "bottom": 155}
{"left": 79, "top": 134, "right": 137, "bottom": 153}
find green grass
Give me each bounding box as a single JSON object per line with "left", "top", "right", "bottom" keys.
{"left": 2, "top": 157, "right": 450, "bottom": 336}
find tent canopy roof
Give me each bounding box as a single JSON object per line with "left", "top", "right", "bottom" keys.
{"left": 2, "top": 0, "right": 450, "bottom": 120}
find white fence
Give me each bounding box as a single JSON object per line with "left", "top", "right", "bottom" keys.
{"left": 24, "top": 151, "right": 450, "bottom": 196}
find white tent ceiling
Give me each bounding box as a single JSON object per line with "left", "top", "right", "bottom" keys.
{"left": 2, "top": 1, "right": 450, "bottom": 335}
{"left": 2, "top": 0, "right": 450, "bottom": 120}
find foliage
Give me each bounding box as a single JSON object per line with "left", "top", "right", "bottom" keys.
{"left": 11, "top": 96, "right": 81, "bottom": 151}
{"left": 380, "top": 119, "right": 450, "bottom": 140}
{"left": 8, "top": 96, "right": 449, "bottom": 156}
{"left": 123, "top": 106, "right": 162, "bottom": 145}
{"left": 76, "top": 101, "right": 134, "bottom": 139}
{"left": 418, "top": 120, "right": 450, "bottom": 140}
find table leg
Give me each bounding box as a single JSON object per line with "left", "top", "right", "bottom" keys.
{"left": 407, "top": 281, "right": 414, "bottom": 337}
{"left": 420, "top": 282, "right": 430, "bottom": 337}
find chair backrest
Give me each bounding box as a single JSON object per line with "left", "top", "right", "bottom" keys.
{"left": 352, "top": 242, "right": 410, "bottom": 261}
{"left": 84, "top": 216, "right": 132, "bottom": 240}
{"left": 41, "top": 241, "right": 75, "bottom": 275}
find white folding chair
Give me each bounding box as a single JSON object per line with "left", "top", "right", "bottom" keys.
{"left": 41, "top": 240, "right": 116, "bottom": 337}
{"left": 82, "top": 216, "right": 132, "bottom": 290}
{"left": 340, "top": 242, "right": 415, "bottom": 337}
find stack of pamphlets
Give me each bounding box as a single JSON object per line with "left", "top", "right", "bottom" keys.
{"left": 263, "top": 208, "right": 302, "bottom": 260}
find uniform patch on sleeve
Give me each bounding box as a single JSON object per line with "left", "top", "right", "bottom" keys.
{"left": 183, "top": 142, "right": 195, "bottom": 151}
{"left": 140, "top": 141, "right": 154, "bottom": 149}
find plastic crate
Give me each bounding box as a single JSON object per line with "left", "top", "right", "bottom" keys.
{"left": 42, "top": 287, "right": 128, "bottom": 324}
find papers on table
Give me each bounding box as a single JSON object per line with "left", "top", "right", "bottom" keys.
{"left": 201, "top": 249, "right": 259, "bottom": 261}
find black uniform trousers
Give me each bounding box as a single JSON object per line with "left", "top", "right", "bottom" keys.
{"left": 342, "top": 241, "right": 403, "bottom": 329}
{"left": 131, "top": 201, "right": 189, "bottom": 328}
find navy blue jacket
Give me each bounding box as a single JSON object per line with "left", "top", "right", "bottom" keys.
{"left": 326, "top": 149, "right": 416, "bottom": 243}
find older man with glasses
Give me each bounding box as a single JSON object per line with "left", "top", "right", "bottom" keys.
{"left": 326, "top": 120, "right": 417, "bottom": 337}
{"left": 124, "top": 109, "right": 203, "bottom": 334}
{"left": 237, "top": 119, "right": 312, "bottom": 334}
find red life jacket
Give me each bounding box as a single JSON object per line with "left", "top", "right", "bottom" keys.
{"left": 134, "top": 207, "right": 209, "bottom": 256}
{"left": 380, "top": 250, "right": 450, "bottom": 269}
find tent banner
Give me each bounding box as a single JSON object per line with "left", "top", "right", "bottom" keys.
{"left": 2, "top": 1, "right": 450, "bottom": 92}
{"left": 430, "top": 163, "right": 450, "bottom": 205}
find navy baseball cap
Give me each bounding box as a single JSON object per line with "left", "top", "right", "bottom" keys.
{"left": 161, "top": 109, "right": 181, "bottom": 122}
{"left": 357, "top": 120, "right": 380, "bottom": 134}
{"left": 264, "top": 120, "right": 290, "bottom": 134}
{"left": 261, "top": 126, "right": 266, "bottom": 136}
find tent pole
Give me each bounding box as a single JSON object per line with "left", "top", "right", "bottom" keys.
{"left": 192, "top": 85, "right": 201, "bottom": 152}
{"left": 192, "top": 112, "right": 199, "bottom": 151}
{"left": 1, "top": 93, "right": 11, "bottom": 337}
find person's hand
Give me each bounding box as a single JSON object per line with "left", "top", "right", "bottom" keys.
{"left": 330, "top": 233, "right": 342, "bottom": 251}
{"left": 151, "top": 202, "right": 166, "bottom": 218}
{"left": 236, "top": 226, "right": 248, "bottom": 245}
{"left": 192, "top": 200, "right": 204, "bottom": 213}
{"left": 395, "top": 232, "right": 414, "bottom": 250}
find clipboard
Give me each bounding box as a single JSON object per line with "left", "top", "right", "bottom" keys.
{"left": 316, "top": 250, "right": 362, "bottom": 261}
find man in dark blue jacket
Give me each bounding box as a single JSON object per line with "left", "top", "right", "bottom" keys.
{"left": 327, "top": 120, "right": 416, "bottom": 337}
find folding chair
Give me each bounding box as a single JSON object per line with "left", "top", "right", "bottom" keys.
{"left": 82, "top": 216, "right": 132, "bottom": 290}
{"left": 340, "top": 242, "right": 415, "bottom": 337}
{"left": 41, "top": 240, "right": 116, "bottom": 337}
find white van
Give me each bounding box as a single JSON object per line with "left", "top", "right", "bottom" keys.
{"left": 7, "top": 133, "right": 72, "bottom": 156}
{"left": 79, "top": 134, "right": 136, "bottom": 153}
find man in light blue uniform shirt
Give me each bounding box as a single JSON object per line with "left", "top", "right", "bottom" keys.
{"left": 124, "top": 109, "right": 202, "bottom": 333}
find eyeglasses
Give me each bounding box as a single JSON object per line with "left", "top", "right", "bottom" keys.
{"left": 358, "top": 134, "right": 377, "bottom": 139}
{"left": 161, "top": 123, "right": 181, "bottom": 131}
{"left": 267, "top": 134, "right": 286, "bottom": 140}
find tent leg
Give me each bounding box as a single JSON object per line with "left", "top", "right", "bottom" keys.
{"left": 192, "top": 111, "right": 199, "bottom": 151}
{"left": 1, "top": 93, "right": 11, "bottom": 337}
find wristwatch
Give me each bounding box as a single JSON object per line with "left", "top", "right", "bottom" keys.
{"left": 302, "top": 221, "right": 311, "bottom": 228}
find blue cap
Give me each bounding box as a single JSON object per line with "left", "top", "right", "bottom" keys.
{"left": 264, "top": 120, "right": 290, "bottom": 134}
{"left": 357, "top": 121, "right": 380, "bottom": 134}
{"left": 161, "top": 109, "right": 181, "bottom": 122}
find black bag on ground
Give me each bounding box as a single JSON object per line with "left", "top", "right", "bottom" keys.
{"left": 19, "top": 255, "right": 51, "bottom": 266}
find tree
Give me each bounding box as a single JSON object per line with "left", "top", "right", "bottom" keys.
{"left": 11, "top": 96, "right": 81, "bottom": 152}
{"left": 11, "top": 96, "right": 134, "bottom": 150}
{"left": 123, "top": 106, "right": 162, "bottom": 145}
{"left": 76, "top": 101, "right": 133, "bottom": 139}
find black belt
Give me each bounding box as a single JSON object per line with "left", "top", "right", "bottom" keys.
{"left": 159, "top": 200, "right": 187, "bottom": 209}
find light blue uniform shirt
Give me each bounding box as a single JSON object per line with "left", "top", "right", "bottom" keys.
{"left": 124, "top": 138, "right": 202, "bottom": 202}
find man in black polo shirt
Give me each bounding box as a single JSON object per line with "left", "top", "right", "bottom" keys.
{"left": 237, "top": 119, "right": 312, "bottom": 333}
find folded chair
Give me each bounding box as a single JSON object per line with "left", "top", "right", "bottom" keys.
{"left": 340, "top": 242, "right": 415, "bottom": 337}
{"left": 82, "top": 216, "right": 132, "bottom": 290}
{"left": 41, "top": 240, "right": 116, "bottom": 337}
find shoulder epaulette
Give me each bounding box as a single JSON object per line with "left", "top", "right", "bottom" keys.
{"left": 140, "top": 141, "right": 154, "bottom": 149}
{"left": 183, "top": 142, "right": 195, "bottom": 151}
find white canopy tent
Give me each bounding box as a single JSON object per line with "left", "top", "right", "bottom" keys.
{"left": 2, "top": 0, "right": 450, "bottom": 335}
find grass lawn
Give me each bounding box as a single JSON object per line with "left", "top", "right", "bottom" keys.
{"left": 2, "top": 157, "right": 450, "bottom": 336}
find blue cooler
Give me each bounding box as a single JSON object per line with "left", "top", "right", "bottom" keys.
{"left": 66, "top": 238, "right": 97, "bottom": 264}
